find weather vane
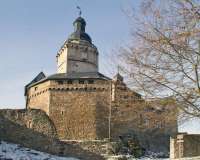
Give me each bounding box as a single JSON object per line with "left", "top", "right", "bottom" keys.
{"left": 76, "top": 6, "right": 82, "bottom": 16}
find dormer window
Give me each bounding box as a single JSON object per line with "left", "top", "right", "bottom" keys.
{"left": 67, "top": 80, "right": 73, "bottom": 84}
{"left": 88, "top": 80, "right": 94, "bottom": 84}
{"left": 58, "top": 81, "right": 64, "bottom": 85}
{"left": 79, "top": 80, "right": 84, "bottom": 84}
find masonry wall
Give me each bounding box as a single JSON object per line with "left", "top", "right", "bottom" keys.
{"left": 110, "top": 80, "right": 142, "bottom": 139}
{"left": 0, "top": 111, "right": 104, "bottom": 160}
{"left": 27, "top": 81, "right": 50, "bottom": 115}
{"left": 26, "top": 76, "right": 177, "bottom": 152}
{"left": 184, "top": 135, "right": 200, "bottom": 157}
{"left": 110, "top": 80, "right": 177, "bottom": 153}
{"left": 48, "top": 79, "right": 111, "bottom": 140}
{"left": 170, "top": 134, "right": 200, "bottom": 159}
{"left": 0, "top": 109, "right": 57, "bottom": 138}
{"left": 57, "top": 41, "right": 98, "bottom": 74}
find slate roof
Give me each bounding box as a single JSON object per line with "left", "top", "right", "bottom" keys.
{"left": 47, "top": 72, "right": 110, "bottom": 80}
{"left": 29, "top": 72, "right": 46, "bottom": 84}
{"left": 25, "top": 72, "right": 111, "bottom": 89}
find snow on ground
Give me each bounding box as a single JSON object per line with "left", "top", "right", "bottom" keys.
{"left": 0, "top": 141, "right": 170, "bottom": 160}
{"left": 0, "top": 141, "right": 79, "bottom": 160}
{"left": 106, "top": 151, "right": 169, "bottom": 160}
{"left": 107, "top": 155, "right": 169, "bottom": 160}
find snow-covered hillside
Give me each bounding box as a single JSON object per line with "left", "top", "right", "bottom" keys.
{"left": 0, "top": 141, "right": 79, "bottom": 160}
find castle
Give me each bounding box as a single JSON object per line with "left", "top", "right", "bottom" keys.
{"left": 23, "top": 16, "right": 177, "bottom": 152}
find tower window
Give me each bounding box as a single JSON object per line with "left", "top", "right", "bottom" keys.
{"left": 34, "top": 87, "right": 38, "bottom": 91}
{"left": 79, "top": 80, "right": 84, "bottom": 84}
{"left": 88, "top": 80, "right": 94, "bottom": 84}
{"left": 81, "top": 52, "right": 88, "bottom": 60}
{"left": 67, "top": 80, "right": 73, "bottom": 84}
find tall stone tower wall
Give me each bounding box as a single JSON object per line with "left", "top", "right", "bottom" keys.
{"left": 56, "top": 46, "right": 68, "bottom": 73}
{"left": 56, "top": 16, "right": 98, "bottom": 74}
{"left": 48, "top": 79, "right": 111, "bottom": 140}
{"left": 27, "top": 79, "right": 112, "bottom": 140}
{"left": 57, "top": 42, "right": 98, "bottom": 74}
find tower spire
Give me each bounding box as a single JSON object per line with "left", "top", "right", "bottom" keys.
{"left": 68, "top": 11, "right": 92, "bottom": 43}
{"left": 76, "top": 6, "right": 82, "bottom": 17}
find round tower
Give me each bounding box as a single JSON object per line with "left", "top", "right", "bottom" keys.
{"left": 56, "top": 17, "right": 99, "bottom": 74}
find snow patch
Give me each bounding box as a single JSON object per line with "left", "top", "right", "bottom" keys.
{"left": 0, "top": 141, "right": 79, "bottom": 160}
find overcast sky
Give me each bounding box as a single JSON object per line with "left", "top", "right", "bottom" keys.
{"left": 0, "top": 0, "right": 200, "bottom": 134}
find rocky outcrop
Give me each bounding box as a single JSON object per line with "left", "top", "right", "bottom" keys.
{"left": 0, "top": 109, "right": 57, "bottom": 138}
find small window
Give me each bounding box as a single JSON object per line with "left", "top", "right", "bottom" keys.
{"left": 58, "top": 81, "right": 63, "bottom": 85}
{"left": 81, "top": 52, "right": 88, "bottom": 60}
{"left": 144, "top": 118, "right": 150, "bottom": 126}
{"left": 155, "top": 121, "right": 163, "bottom": 128}
{"left": 124, "top": 95, "right": 128, "bottom": 99}
{"left": 67, "top": 80, "right": 73, "bottom": 84}
{"left": 88, "top": 80, "right": 94, "bottom": 84}
{"left": 27, "top": 120, "right": 32, "bottom": 128}
{"left": 79, "top": 80, "right": 84, "bottom": 84}
{"left": 34, "top": 87, "right": 38, "bottom": 91}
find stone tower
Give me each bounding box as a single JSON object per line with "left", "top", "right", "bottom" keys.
{"left": 25, "top": 15, "right": 177, "bottom": 147}
{"left": 56, "top": 17, "right": 98, "bottom": 74}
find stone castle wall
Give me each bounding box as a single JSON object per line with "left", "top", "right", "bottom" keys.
{"left": 27, "top": 81, "right": 50, "bottom": 115}
{"left": 110, "top": 80, "right": 142, "bottom": 139}
{"left": 0, "top": 111, "right": 104, "bottom": 160}
{"left": 0, "top": 109, "right": 57, "bottom": 138}
{"left": 26, "top": 77, "right": 177, "bottom": 153}
{"left": 170, "top": 133, "right": 200, "bottom": 159}
{"left": 110, "top": 80, "right": 177, "bottom": 152}
{"left": 27, "top": 79, "right": 112, "bottom": 140}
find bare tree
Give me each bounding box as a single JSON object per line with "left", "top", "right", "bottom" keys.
{"left": 119, "top": 0, "right": 200, "bottom": 117}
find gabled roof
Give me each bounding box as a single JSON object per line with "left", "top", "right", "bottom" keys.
{"left": 24, "top": 72, "right": 46, "bottom": 95}
{"left": 25, "top": 72, "right": 46, "bottom": 87}
{"left": 30, "top": 72, "right": 46, "bottom": 84}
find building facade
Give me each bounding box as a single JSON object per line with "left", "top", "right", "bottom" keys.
{"left": 25, "top": 16, "right": 177, "bottom": 151}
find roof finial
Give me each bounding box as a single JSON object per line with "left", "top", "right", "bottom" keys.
{"left": 114, "top": 65, "right": 123, "bottom": 82}
{"left": 117, "top": 65, "right": 120, "bottom": 74}
{"left": 76, "top": 6, "right": 82, "bottom": 17}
